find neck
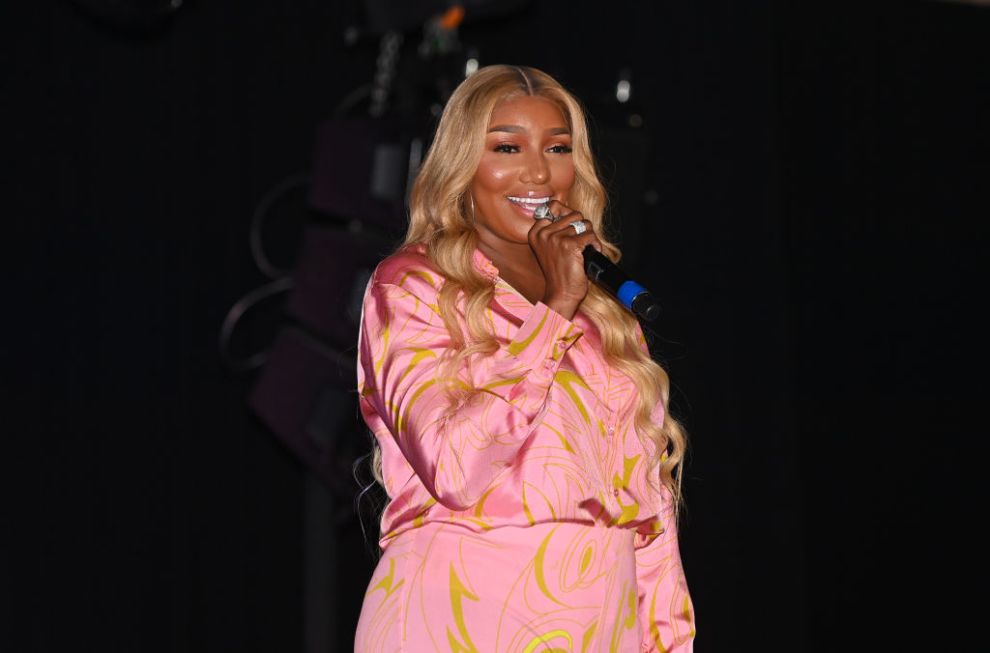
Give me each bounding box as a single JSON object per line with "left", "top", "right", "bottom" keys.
{"left": 477, "top": 238, "right": 538, "bottom": 275}
{"left": 476, "top": 239, "right": 546, "bottom": 305}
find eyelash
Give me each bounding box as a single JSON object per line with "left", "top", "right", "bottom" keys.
{"left": 492, "top": 144, "right": 572, "bottom": 154}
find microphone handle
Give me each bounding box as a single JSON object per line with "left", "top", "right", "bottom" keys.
{"left": 581, "top": 246, "right": 661, "bottom": 322}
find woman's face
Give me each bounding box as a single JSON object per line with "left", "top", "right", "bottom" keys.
{"left": 470, "top": 95, "right": 575, "bottom": 249}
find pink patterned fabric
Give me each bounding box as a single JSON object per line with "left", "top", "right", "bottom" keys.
{"left": 355, "top": 244, "right": 694, "bottom": 652}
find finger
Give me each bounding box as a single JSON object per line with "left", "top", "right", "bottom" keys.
{"left": 541, "top": 212, "right": 588, "bottom": 235}
{"left": 533, "top": 204, "right": 557, "bottom": 222}
{"left": 555, "top": 214, "right": 603, "bottom": 253}
{"left": 531, "top": 212, "right": 604, "bottom": 253}
{"left": 583, "top": 233, "right": 604, "bottom": 253}
{"left": 541, "top": 231, "right": 602, "bottom": 261}
{"left": 553, "top": 222, "right": 601, "bottom": 254}
{"left": 557, "top": 223, "right": 604, "bottom": 254}
{"left": 545, "top": 199, "right": 571, "bottom": 213}
{"left": 544, "top": 199, "right": 578, "bottom": 222}
{"left": 528, "top": 215, "right": 557, "bottom": 237}
{"left": 564, "top": 218, "right": 590, "bottom": 234}
{"left": 570, "top": 231, "right": 603, "bottom": 252}
{"left": 530, "top": 216, "right": 579, "bottom": 242}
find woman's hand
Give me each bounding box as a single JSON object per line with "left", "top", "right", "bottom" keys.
{"left": 528, "top": 200, "right": 603, "bottom": 321}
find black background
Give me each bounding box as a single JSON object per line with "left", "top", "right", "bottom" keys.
{"left": 4, "top": 0, "right": 986, "bottom": 651}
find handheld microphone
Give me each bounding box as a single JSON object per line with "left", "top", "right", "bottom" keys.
{"left": 582, "top": 247, "right": 661, "bottom": 322}
{"left": 534, "top": 204, "right": 661, "bottom": 322}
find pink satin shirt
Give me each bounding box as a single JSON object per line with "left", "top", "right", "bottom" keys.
{"left": 355, "top": 243, "right": 694, "bottom": 651}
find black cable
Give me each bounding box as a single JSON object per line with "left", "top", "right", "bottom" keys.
{"left": 218, "top": 277, "right": 294, "bottom": 372}
{"left": 249, "top": 173, "right": 310, "bottom": 280}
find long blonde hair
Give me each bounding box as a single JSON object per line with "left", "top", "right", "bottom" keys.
{"left": 371, "top": 64, "right": 687, "bottom": 511}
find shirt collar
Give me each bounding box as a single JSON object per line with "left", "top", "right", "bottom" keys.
{"left": 472, "top": 247, "right": 500, "bottom": 282}
{"left": 472, "top": 247, "right": 539, "bottom": 323}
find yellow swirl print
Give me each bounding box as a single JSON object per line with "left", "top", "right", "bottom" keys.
{"left": 508, "top": 310, "right": 549, "bottom": 356}
{"left": 533, "top": 527, "right": 569, "bottom": 608}
{"left": 367, "top": 558, "right": 405, "bottom": 599}
{"left": 395, "top": 378, "right": 436, "bottom": 435}
{"left": 447, "top": 563, "right": 480, "bottom": 653}
{"left": 396, "top": 347, "right": 436, "bottom": 387}
{"left": 522, "top": 629, "right": 573, "bottom": 653}
{"left": 612, "top": 455, "right": 641, "bottom": 526}
{"left": 553, "top": 370, "right": 592, "bottom": 425}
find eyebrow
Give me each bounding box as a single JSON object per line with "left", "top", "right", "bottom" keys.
{"left": 487, "top": 125, "right": 571, "bottom": 135}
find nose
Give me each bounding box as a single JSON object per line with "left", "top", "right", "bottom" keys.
{"left": 521, "top": 149, "right": 550, "bottom": 184}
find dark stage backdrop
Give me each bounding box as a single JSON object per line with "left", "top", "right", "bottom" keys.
{"left": 3, "top": 1, "right": 985, "bottom": 651}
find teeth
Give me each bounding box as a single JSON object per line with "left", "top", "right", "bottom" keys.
{"left": 507, "top": 196, "right": 551, "bottom": 205}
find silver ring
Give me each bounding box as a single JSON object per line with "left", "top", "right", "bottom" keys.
{"left": 569, "top": 220, "right": 587, "bottom": 235}
{"left": 533, "top": 204, "right": 556, "bottom": 221}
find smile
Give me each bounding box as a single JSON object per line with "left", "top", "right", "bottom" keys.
{"left": 506, "top": 196, "right": 551, "bottom": 217}
{"left": 506, "top": 196, "right": 551, "bottom": 205}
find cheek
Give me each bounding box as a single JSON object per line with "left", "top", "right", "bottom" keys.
{"left": 474, "top": 159, "right": 513, "bottom": 188}
{"left": 554, "top": 161, "right": 576, "bottom": 193}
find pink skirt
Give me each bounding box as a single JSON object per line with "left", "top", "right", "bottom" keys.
{"left": 354, "top": 521, "right": 643, "bottom": 652}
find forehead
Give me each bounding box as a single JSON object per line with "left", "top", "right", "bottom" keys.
{"left": 487, "top": 95, "right": 569, "bottom": 131}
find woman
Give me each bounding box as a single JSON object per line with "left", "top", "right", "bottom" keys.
{"left": 354, "top": 65, "right": 694, "bottom": 652}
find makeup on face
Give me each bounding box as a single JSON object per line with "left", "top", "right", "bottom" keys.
{"left": 470, "top": 95, "right": 576, "bottom": 248}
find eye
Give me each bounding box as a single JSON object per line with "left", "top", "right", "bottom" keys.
{"left": 493, "top": 143, "right": 519, "bottom": 153}
{"left": 547, "top": 144, "right": 573, "bottom": 154}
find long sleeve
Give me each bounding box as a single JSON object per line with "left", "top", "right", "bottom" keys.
{"left": 635, "top": 489, "right": 695, "bottom": 652}
{"left": 357, "top": 271, "right": 583, "bottom": 511}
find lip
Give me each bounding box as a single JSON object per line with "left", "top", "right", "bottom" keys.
{"left": 509, "top": 201, "right": 539, "bottom": 218}
{"left": 505, "top": 195, "right": 552, "bottom": 219}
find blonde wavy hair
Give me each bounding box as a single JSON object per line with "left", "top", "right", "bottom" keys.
{"left": 370, "top": 64, "right": 687, "bottom": 512}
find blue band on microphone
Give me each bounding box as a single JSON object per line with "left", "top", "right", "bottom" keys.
{"left": 617, "top": 280, "right": 646, "bottom": 309}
